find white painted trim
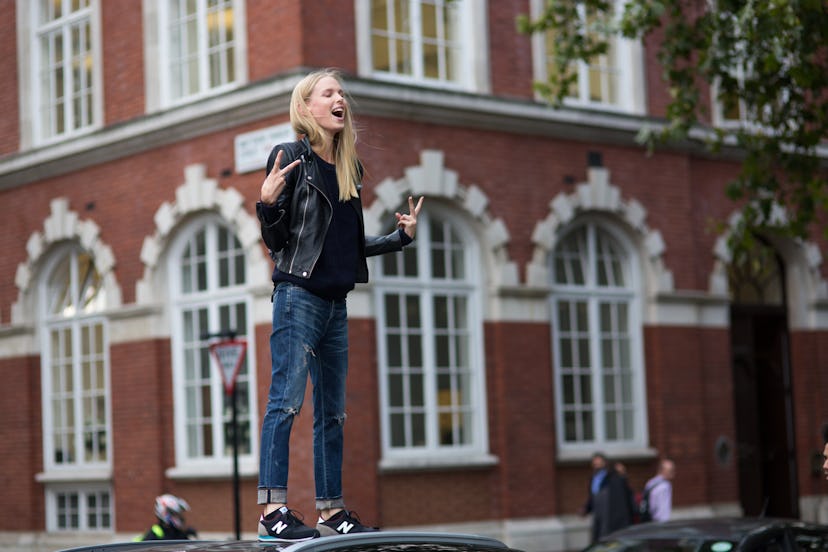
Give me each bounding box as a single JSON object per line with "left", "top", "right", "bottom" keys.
{"left": 135, "top": 163, "right": 271, "bottom": 314}
{"left": 527, "top": 166, "right": 676, "bottom": 325}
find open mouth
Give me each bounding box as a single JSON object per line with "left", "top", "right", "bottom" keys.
{"left": 332, "top": 107, "right": 345, "bottom": 120}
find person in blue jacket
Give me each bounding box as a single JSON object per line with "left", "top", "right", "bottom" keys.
{"left": 581, "top": 453, "right": 635, "bottom": 542}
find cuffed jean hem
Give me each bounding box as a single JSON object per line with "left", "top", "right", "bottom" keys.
{"left": 258, "top": 488, "right": 288, "bottom": 505}
{"left": 316, "top": 497, "right": 346, "bottom": 510}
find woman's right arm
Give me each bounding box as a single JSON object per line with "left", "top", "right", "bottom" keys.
{"left": 257, "top": 146, "right": 302, "bottom": 252}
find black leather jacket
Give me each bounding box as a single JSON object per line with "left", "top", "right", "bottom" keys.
{"left": 256, "top": 137, "right": 405, "bottom": 283}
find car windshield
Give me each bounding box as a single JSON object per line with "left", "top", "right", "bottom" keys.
{"left": 584, "top": 538, "right": 739, "bottom": 552}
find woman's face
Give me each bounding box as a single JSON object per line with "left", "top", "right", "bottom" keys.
{"left": 305, "top": 75, "right": 347, "bottom": 137}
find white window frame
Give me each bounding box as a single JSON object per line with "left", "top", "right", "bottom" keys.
{"left": 39, "top": 244, "right": 112, "bottom": 476}
{"left": 374, "top": 206, "right": 491, "bottom": 468}
{"left": 355, "top": 0, "right": 489, "bottom": 93}
{"left": 38, "top": 244, "right": 114, "bottom": 532}
{"left": 167, "top": 215, "right": 258, "bottom": 476}
{"left": 550, "top": 217, "right": 648, "bottom": 458}
{"left": 21, "top": 0, "right": 103, "bottom": 146}
{"left": 153, "top": 0, "right": 247, "bottom": 109}
{"left": 45, "top": 483, "right": 113, "bottom": 532}
{"left": 529, "top": 0, "right": 646, "bottom": 114}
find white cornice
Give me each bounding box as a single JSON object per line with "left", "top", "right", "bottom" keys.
{"left": 3, "top": 73, "right": 825, "bottom": 190}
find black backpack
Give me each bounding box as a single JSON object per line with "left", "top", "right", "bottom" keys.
{"left": 637, "top": 481, "right": 663, "bottom": 523}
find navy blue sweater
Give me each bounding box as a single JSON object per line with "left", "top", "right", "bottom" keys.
{"left": 274, "top": 156, "right": 360, "bottom": 300}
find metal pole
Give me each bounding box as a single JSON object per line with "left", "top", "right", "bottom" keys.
{"left": 231, "top": 384, "right": 241, "bottom": 540}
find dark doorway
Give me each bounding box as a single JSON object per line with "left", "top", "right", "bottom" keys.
{"left": 728, "top": 238, "right": 798, "bottom": 518}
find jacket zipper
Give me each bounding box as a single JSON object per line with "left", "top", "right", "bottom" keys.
{"left": 287, "top": 152, "right": 333, "bottom": 277}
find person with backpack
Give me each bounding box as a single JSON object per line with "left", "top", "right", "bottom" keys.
{"left": 641, "top": 459, "right": 675, "bottom": 522}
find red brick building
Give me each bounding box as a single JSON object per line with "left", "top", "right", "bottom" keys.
{"left": 1, "top": 0, "right": 827, "bottom": 549}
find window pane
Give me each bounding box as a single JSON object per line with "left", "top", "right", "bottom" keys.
{"left": 386, "top": 334, "right": 402, "bottom": 367}
{"left": 405, "top": 294, "right": 421, "bottom": 327}
{"left": 596, "top": 228, "right": 626, "bottom": 287}
{"left": 580, "top": 373, "right": 592, "bottom": 403}
{"left": 389, "top": 373, "right": 403, "bottom": 407}
{"left": 390, "top": 413, "right": 405, "bottom": 447}
{"left": 408, "top": 334, "right": 422, "bottom": 367}
{"left": 411, "top": 412, "right": 425, "bottom": 445}
{"left": 410, "top": 371, "right": 424, "bottom": 407}
{"left": 564, "top": 411, "right": 577, "bottom": 441}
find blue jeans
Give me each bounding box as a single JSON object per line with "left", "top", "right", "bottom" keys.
{"left": 258, "top": 283, "right": 348, "bottom": 511}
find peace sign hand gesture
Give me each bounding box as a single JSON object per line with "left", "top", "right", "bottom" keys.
{"left": 396, "top": 196, "right": 424, "bottom": 239}
{"left": 260, "top": 149, "right": 302, "bottom": 205}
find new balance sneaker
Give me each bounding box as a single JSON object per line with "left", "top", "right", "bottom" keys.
{"left": 258, "top": 506, "right": 320, "bottom": 542}
{"left": 316, "top": 509, "right": 379, "bottom": 536}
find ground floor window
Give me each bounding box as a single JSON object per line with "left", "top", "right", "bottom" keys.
{"left": 46, "top": 484, "right": 112, "bottom": 532}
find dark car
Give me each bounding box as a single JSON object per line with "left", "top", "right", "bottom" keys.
{"left": 57, "top": 531, "right": 524, "bottom": 552}
{"left": 582, "top": 517, "right": 828, "bottom": 552}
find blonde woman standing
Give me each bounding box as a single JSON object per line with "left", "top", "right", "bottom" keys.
{"left": 255, "top": 69, "right": 423, "bottom": 541}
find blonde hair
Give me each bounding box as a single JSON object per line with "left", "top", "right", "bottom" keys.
{"left": 290, "top": 69, "right": 360, "bottom": 201}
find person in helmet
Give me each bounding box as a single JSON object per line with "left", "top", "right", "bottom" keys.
{"left": 135, "top": 494, "right": 197, "bottom": 541}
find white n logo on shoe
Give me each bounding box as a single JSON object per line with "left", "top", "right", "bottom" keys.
{"left": 271, "top": 520, "right": 289, "bottom": 535}
{"left": 336, "top": 521, "right": 355, "bottom": 534}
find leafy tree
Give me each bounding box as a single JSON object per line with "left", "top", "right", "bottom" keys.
{"left": 518, "top": 0, "right": 828, "bottom": 246}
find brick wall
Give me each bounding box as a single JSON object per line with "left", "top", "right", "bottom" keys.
{"left": 0, "top": 354, "right": 42, "bottom": 531}
{"left": 101, "top": 0, "right": 145, "bottom": 126}
{"left": 0, "top": 0, "right": 19, "bottom": 157}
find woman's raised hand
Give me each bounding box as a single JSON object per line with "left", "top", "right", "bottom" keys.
{"left": 260, "top": 149, "right": 301, "bottom": 205}
{"left": 396, "top": 196, "right": 424, "bottom": 239}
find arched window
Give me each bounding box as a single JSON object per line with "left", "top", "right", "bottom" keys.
{"left": 40, "top": 245, "right": 112, "bottom": 531}
{"left": 550, "top": 219, "right": 647, "bottom": 454}
{"left": 169, "top": 217, "right": 256, "bottom": 470}
{"left": 374, "top": 206, "right": 489, "bottom": 465}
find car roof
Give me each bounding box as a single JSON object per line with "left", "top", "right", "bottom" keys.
{"left": 58, "top": 531, "right": 523, "bottom": 552}
{"left": 604, "top": 517, "right": 827, "bottom": 542}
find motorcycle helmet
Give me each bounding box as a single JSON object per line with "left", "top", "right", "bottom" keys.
{"left": 154, "top": 494, "right": 190, "bottom": 530}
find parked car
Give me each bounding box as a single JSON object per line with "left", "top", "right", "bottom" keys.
{"left": 57, "top": 531, "right": 524, "bottom": 552}
{"left": 582, "top": 517, "right": 828, "bottom": 552}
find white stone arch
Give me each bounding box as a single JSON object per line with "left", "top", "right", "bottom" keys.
{"left": 12, "top": 198, "right": 122, "bottom": 325}
{"left": 363, "top": 149, "right": 519, "bottom": 288}
{"left": 135, "top": 164, "right": 271, "bottom": 305}
{"left": 526, "top": 166, "right": 675, "bottom": 296}
{"left": 711, "top": 209, "right": 828, "bottom": 330}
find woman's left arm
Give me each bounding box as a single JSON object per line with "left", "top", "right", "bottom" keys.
{"left": 364, "top": 196, "right": 424, "bottom": 257}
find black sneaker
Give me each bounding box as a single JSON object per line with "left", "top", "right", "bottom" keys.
{"left": 316, "top": 509, "right": 379, "bottom": 536}
{"left": 258, "top": 506, "right": 320, "bottom": 542}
